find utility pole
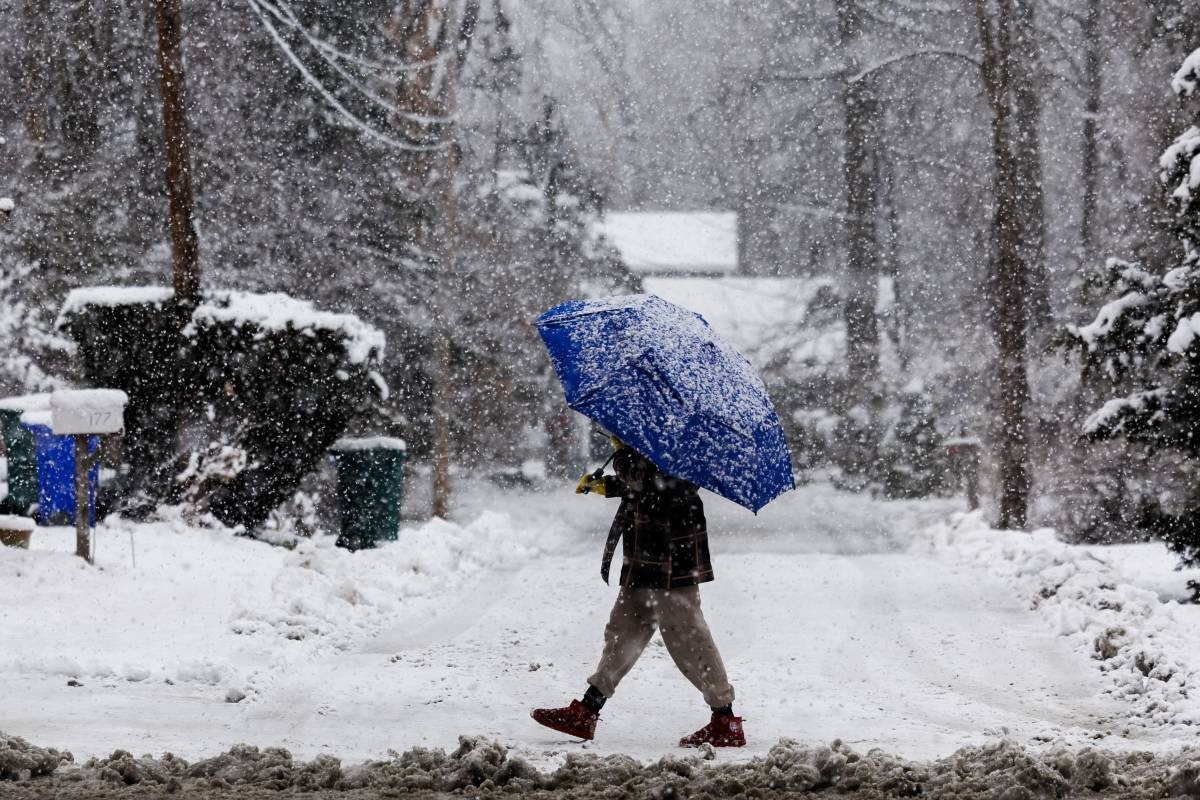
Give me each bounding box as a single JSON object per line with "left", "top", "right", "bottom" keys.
{"left": 154, "top": 0, "right": 200, "bottom": 307}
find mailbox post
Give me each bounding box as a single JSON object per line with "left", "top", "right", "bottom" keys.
{"left": 944, "top": 435, "right": 983, "bottom": 512}
{"left": 50, "top": 390, "right": 128, "bottom": 564}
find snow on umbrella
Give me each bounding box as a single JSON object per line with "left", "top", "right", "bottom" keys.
{"left": 535, "top": 294, "right": 795, "bottom": 512}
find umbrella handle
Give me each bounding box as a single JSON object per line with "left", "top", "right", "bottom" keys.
{"left": 589, "top": 451, "right": 617, "bottom": 480}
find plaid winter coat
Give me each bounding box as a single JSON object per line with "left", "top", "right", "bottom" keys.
{"left": 600, "top": 448, "right": 713, "bottom": 589}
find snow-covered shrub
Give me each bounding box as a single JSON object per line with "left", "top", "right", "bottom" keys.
{"left": 57, "top": 288, "right": 183, "bottom": 497}
{"left": 1065, "top": 48, "right": 1200, "bottom": 559}
{"left": 58, "top": 288, "right": 384, "bottom": 531}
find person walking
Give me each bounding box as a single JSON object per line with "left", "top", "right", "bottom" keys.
{"left": 530, "top": 437, "right": 744, "bottom": 747}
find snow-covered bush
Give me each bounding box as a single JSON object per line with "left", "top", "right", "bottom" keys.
{"left": 1066, "top": 48, "right": 1200, "bottom": 558}
{"left": 59, "top": 288, "right": 384, "bottom": 531}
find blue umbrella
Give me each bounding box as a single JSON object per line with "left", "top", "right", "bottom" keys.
{"left": 535, "top": 294, "right": 794, "bottom": 512}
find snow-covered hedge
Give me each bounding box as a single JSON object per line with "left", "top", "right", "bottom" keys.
{"left": 58, "top": 287, "right": 386, "bottom": 531}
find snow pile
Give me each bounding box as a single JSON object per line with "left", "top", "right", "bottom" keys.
{"left": 0, "top": 510, "right": 542, "bottom": 691}
{"left": 920, "top": 513, "right": 1200, "bottom": 731}
{"left": 20, "top": 732, "right": 1200, "bottom": 798}
{"left": 229, "top": 511, "right": 542, "bottom": 648}
{"left": 0, "top": 732, "right": 71, "bottom": 781}
{"left": 186, "top": 290, "right": 385, "bottom": 365}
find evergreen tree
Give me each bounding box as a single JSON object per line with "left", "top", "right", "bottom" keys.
{"left": 1067, "top": 47, "right": 1200, "bottom": 561}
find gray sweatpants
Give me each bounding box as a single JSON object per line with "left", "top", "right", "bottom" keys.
{"left": 587, "top": 585, "right": 735, "bottom": 708}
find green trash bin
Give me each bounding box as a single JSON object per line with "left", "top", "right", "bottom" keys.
{"left": 331, "top": 437, "right": 406, "bottom": 551}
{"left": 0, "top": 404, "right": 40, "bottom": 515}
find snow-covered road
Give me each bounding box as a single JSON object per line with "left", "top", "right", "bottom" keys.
{"left": 0, "top": 483, "right": 1170, "bottom": 767}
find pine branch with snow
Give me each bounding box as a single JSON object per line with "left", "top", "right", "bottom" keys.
{"left": 1066, "top": 51, "right": 1200, "bottom": 454}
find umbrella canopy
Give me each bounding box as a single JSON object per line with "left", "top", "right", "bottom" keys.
{"left": 535, "top": 294, "right": 794, "bottom": 512}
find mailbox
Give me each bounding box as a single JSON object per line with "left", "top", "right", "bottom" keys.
{"left": 50, "top": 389, "right": 128, "bottom": 436}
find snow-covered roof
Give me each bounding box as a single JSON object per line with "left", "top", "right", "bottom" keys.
{"left": 598, "top": 211, "right": 737, "bottom": 275}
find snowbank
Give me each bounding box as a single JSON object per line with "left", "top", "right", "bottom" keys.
{"left": 920, "top": 513, "right": 1200, "bottom": 731}
{"left": 229, "top": 512, "right": 541, "bottom": 649}
{"left": 16, "top": 730, "right": 1200, "bottom": 798}
{"left": 0, "top": 510, "right": 542, "bottom": 689}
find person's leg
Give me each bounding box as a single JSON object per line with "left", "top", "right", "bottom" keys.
{"left": 658, "top": 586, "right": 744, "bottom": 747}
{"left": 656, "top": 585, "right": 735, "bottom": 709}
{"left": 531, "top": 587, "right": 659, "bottom": 740}
{"left": 585, "top": 586, "right": 659, "bottom": 702}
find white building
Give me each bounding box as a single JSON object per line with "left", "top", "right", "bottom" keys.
{"left": 597, "top": 211, "right": 738, "bottom": 277}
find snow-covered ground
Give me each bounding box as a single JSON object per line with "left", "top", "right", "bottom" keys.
{"left": 2, "top": 482, "right": 1199, "bottom": 770}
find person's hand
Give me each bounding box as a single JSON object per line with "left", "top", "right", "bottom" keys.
{"left": 575, "top": 473, "right": 607, "bottom": 496}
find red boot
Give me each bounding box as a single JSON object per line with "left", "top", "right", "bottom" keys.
{"left": 679, "top": 714, "right": 746, "bottom": 748}
{"left": 531, "top": 700, "right": 599, "bottom": 741}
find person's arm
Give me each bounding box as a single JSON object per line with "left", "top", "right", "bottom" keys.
{"left": 601, "top": 474, "right": 628, "bottom": 497}
{"left": 612, "top": 448, "right": 655, "bottom": 494}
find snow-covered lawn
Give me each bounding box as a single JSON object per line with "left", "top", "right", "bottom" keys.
{"left": 2, "top": 483, "right": 1197, "bottom": 769}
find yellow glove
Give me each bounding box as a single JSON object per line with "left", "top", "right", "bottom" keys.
{"left": 575, "top": 473, "right": 608, "bottom": 496}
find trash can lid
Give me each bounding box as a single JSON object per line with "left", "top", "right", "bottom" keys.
{"left": 332, "top": 436, "right": 407, "bottom": 452}
{"left": 0, "top": 514, "right": 35, "bottom": 531}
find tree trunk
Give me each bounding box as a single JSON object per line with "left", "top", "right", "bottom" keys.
{"left": 1079, "top": 0, "right": 1102, "bottom": 261}
{"left": 836, "top": 0, "right": 881, "bottom": 402}
{"left": 389, "top": 0, "right": 479, "bottom": 519}
{"left": 1011, "top": 0, "right": 1049, "bottom": 330}
{"left": 21, "top": 0, "right": 49, "bottom": 142}
{"left": 977, "top": 0, "right": 1031, "bottom": 530}
{"left": 153, "top": 0, "right": 200, "bottom": 306}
